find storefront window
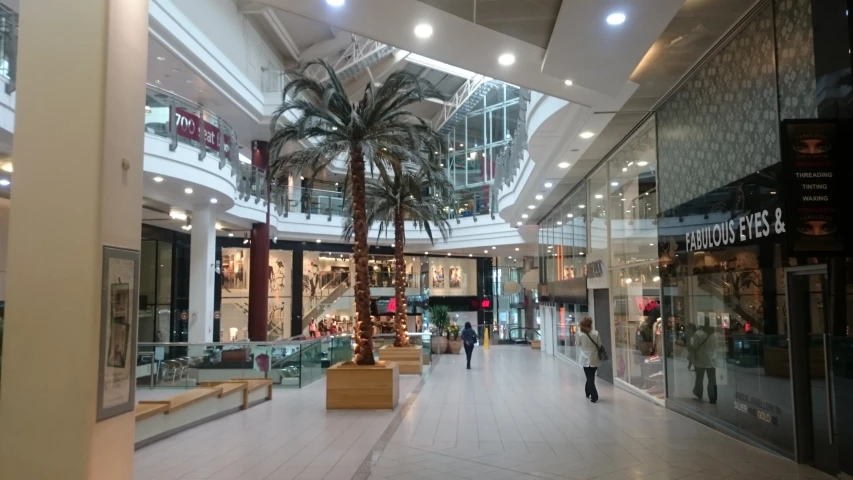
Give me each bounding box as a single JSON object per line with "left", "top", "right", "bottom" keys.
{"left": 611, "top": 263, "right": 663, "bottom": 401}
{"left": 609, "top": 118, "right": 657, "bottom": 268}
{"left": 588, "top": 167, "right": 609, "bottom": 271}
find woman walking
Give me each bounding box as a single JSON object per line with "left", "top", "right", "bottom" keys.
{"left": 578, "top": 316, "right": 602, "bottom": 403}
{"left": 460, "top": 322, "right": 478, "bottom": 370}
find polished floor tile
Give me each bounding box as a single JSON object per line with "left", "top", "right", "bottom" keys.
{"left": 134, "top": 347, "right": 833, "bottom": 480}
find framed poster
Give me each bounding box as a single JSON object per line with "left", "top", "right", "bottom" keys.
{"left": 97, "top": 246, "right": 140, "bottom": 421}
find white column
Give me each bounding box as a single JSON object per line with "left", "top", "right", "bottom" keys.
{"left": 188, "top": 206, "right": 216, "bottom": 344}
{"left": 0, "top": 0, "right": 148, "bottom": 478}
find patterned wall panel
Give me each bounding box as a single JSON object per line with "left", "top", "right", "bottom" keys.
{"left": 774, "top": 0, "right": 818, "bottom": 120}
{"left": 657, "top": 0, "right": 816, "bottom": 212}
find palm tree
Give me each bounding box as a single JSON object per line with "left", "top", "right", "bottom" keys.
{"left": 345, "top": 160, "right": 453, "bottom": 347}
{"left": 268, "top": 61, "right": 445, "bottom": 365}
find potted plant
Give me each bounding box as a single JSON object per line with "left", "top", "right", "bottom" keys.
{"left": 269, "top": 61, "right": 445, "bottom": 409}
{"left": 447, "top": 321, "right": 462, "bottom": 354}
{"left": 429, "top": 305, "right": 450, "bottom": 354}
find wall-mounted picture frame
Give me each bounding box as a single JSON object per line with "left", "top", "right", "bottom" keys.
{"left": 97, "top": 246, "right": 140, "bottom": 422}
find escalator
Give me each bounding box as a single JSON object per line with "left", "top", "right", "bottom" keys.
{"left": 302, "top": 272, "right": 351, "bottom": 330}
{"left": 503, "top": 327, "right": 541, "bottom": 345}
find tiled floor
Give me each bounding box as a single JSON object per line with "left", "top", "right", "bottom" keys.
{"left": 134, "top": 347, "right": 833, "bottom": 480}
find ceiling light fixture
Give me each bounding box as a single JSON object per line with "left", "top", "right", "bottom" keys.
{"left": 0, "top": 179, "right": 10, "bottom": 187}
{"left": 326, "top": 0, "right": 345, "bottom": 5}
{"left": 498, "top": 53, "right": 516, "bottom": 66}
{"left": 557, "top": 221, "right": 563, "bottom": 225}
{"left": 228, "top": 233, "right": 234, "bottom": 237}
{"left": 316, "top": 239, "right": 322, "bottom": 243}
{"left": 564, "top": 79, "right": 573, "bottom": 86}
{"left": 637, "top": 161, "right": 649, "bottom": 166}
{"left": 567, "top": 213, "right": 574, "bottom": 218}
{"left": 595, "top": 194, "right": 603, "bottom": 199}
{"left": 579, "top": 131, "right": 595, "bottom": 139}
{"left": 517, "top": 221, "right": 522, "bottom": 226}
{"left": 522, "top": 214, "right": 529, "bottom": 219}
{"left": 184, "top": 187, "right": 193, "bottom": 194}
{"left": 145, "top": 105, "right": 151, "bottom": 112}
{"left": 528, "top": 205, "right": 536, "bottom": 210}
{"left": 622, "top": 167, "right": 628, "bottom": 172}
{"left": 492, "top": 246, "right": 497, "bottom": 250}
{"left": 535, "top": 194, "right": 544, "bottom": 200}
{"left": 579, "top": 204, "right": 585, "bottom": 209}
{"left": 414, "top": 23, "right": 433, "bottom": 38}
{"left": 606, "top": 12, "right": 627, "bottom": 25}
{"left": 210, "top": 198, "right": 218, "bottom": 204}
{"left": 515, "top": 247, "right": 520, "bottom": 251}
{"left": 156, "top": 56, "right": 166, "bottom": 61}
{"left": 558, "top": 162, "right": 570, "bottom": 168}
{"left": 544, "top": 182, "right": 553, "bottom": 188}
{"left": 153, "top": 176, "right": 163, "bottom": 183}
{"left": 653, "top": 276, "right": 661, "bottom": 282}
{"left": 469, "top": 254, "right": 473, "bottom": 257}
{"left": 484, "top": 250, "right": 489, "bottom": 254}
{"left": 611, "top": 181, "right": 618, "bottom": 186}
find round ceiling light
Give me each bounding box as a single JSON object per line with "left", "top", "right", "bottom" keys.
{"left": 637, "top": 161, "right": 649, "bottom": 166}
{"left": 184, "top": 187, "right": 193, "bottom": 194}
{"left": 544, "top": 182, "right": 553, "bottom": 188}
{"left": 535, "top": 194, "right": 544, "bottom": 200}
{"left": 153, "top": 176, "right": 163, "bottom": 183}
{"left": 558, "top": 162, "right": 570, "bottom": 168}
{"left": 517, "top": 221, "right": 523, "bottom": 226}
{"left": 326, "top": 0, "right": 345, "bottom": 6}
{"left": 528, "top": 205, "right": 536, "bottom": 210}
{"left": 564, "top": 79, "right": 573, "bottom": 86}
{"left": 606, "top": 12, "right": 626, "bottom": 25}
{"left": 580, "top": 131, "right": 595, "bottom": 139}
{"left": 522, "top": 214, "right": 529, "bottom": 219}
{"left": 611, "top": 181, "right": 618, "bottom": 186}
{"left": 414, "top": 24, "right": 433, "bottom": 38}
{"left": 498, "top": 53, "right": 516, "bottom": 66}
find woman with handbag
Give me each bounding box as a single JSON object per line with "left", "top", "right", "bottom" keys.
{"left": 578, "top": 316, "right": 606, "bottom": 403}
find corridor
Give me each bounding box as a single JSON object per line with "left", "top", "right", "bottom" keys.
{"left": 133, "top": 347, "right": 831, "bottom": 480}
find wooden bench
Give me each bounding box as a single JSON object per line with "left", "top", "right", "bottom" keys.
{"left": 138, "top": 387, "right": 221, "bottom": 414}
{"left": 199, "top": 381, "right": 248, "bottom": 399}
{"left": 134, "top": 403, "right": 169, "bottom": 422}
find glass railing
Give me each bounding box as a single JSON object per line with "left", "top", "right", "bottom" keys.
{"left": 136, "top": 335, "right": 353, "bottom": 389}
{"left": 447, "top": 186, "right": 492, "bottom": 221}
{"left": 373, "top": 332, "right": 433, "bottom": 365}
{"left": 0, "top": 4, "right": 17, "bottom": 94}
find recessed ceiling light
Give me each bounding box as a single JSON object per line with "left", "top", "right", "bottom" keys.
{"left": 522, "top": 214, "right": 529, "bottom": 219}
{"left": 316, "top": 239, "right": 322, "bottom": 243}
{"left": 414, "top": 24, "right": 433, "bottom": 38}
{"left": 564, "top": 79, "right": 573, "bottom": 86}
{"left": 528, "top": 205, "right": 536, "bottom": 210}
{"left": 535, "top": 194, "right": 544, "bottom": 200}
{"left": 153, "top": 176, "right": 163, "bottom": 183}
{"left": 228, "top": 233, "right": 234, "bottom": 237}
{"left": 544, "top": 182, "right": 553, "bottom": 188}
{"left": 184, "top": 187, "right": 193, "bottom": 194}
{"left": 492, "top": 246, "right": 497, "bottom": 249}
{"left": 0, "top": 179, "right": 10, "bottom": 186}
{"left": 579, "top": 131, "right": 595, "bottom": 139}
{"left": 517, "top": 221, "right": 522, "bottom": 226}
{"left": 622, "top": 167, "right": 628, "bottom": 172}
{"left": 469, "top": 254, "right": 473, "bottom": 257}
{"left": 557, "top": 221, "right": 563, "bottom": 225}
{"left": 0, "top": 163, "right": 12, "bottom": 173}
{"left": 459, "top": 143, "right": 464, "bottom": 147}
{"left": 447, "top": 253, "right": 452, "bottom": 256}
{"left": 579, "top": 204, "right": 585, "bottom": 209}
{"left": 144, "top": 105, "right": 151, "bottom": 112}
{"left": 484, "top": 250, "right": 489, "bottom": 254}
{"left": 595, "top": 194, "right": 603, "bottom": 199}
{"left": 611, "top": 181, "right": 618, "bottom": 186}
{"left": 498, "top": 53, "right": 516, "bottom": 66}
{"left": 326, "top": 0, "right": 345, "bottom": 5}
{"left": 515, "top": 247, "right": 520, "bottom": 251}
{"left": 650, "top": 243, "right": 655, "bottom": 246}
{"left": 210, "top": 198, "right": 218, "bottom": 204}
{"left": 558, "top": 162, "right": 570, "bottom": 168}
{"left": 567, "top": 213, "right": 574, "bottom": 218}
{"left": 607, "top": 12, "right": 627, "bottom": 25}
{"left": 637, "top": 161, "right": 649, "bottom": 166}
{"left": 508, "top": 256, "right": 513, "bottom": 259}
{"left": 156, "top": 56, "right": 166, "bottom": 61}
{"left": 448, "top": 147, "right": 454, "bottom": 152}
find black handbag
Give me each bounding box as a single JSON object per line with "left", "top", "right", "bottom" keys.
{"left": 586, "top": 333, "right": 610, "bottom": 362}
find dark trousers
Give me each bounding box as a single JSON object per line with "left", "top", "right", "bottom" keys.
{"left": 693, "top": 367, "right": 717, "bottom": 403}
{"left": 583, "top": 367, "right": 598, "bottom": 401}
{"left": 464, "top": 343, "right": 474, "bottom": 368}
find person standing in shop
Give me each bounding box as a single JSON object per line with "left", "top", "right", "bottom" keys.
{"left": 460, "top": 322, "right": 478, "bottom": 370}
{"left": 578, "top": 316, "right": 602, "bottom": 403}
{"left": 309, "top": 319, "right": 317, "bottom": 338}
{"left": 691, "top": 324, "right": 717, "bottom": 404}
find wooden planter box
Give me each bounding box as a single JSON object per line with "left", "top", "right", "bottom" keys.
{"left": 326, "top": 361, "right": 399, "bottom": 410}
{"left": 380, "top": 345, "right": 423, "bottom": 374}
{"left": 530, "top": 340, "right": 541, "bottom": 350}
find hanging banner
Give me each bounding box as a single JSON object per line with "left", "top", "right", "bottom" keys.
{"left": 780, "top": 119, "right": 849, "bottom": 256}
{"left": 171, "top": 106, "right": 233, "bottom": 161}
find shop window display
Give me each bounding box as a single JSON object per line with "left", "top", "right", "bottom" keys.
{"left": 611, "top": 264, "right": 663, "bottom": 401}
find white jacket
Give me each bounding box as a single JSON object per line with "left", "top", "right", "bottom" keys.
{"left": 578, "top": 330, "right": 602, "bottom": 367}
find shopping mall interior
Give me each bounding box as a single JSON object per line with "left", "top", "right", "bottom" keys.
{"left": 0, "top": 0, "right": 852, "bottom": 479}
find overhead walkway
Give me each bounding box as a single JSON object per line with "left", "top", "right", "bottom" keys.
{"left": 132, "top": 346, "right": 829, "bottom": 480}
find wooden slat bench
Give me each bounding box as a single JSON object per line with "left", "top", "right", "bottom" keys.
{"left": 134, "top": 403, "right": 168, "bottom": 422}
{"left": 138, "top": 387, "right": 221, "bottom": 414}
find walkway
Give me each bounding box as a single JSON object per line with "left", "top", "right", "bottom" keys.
{"left": 134, "top": 347, "right": 831, "bottom": 480}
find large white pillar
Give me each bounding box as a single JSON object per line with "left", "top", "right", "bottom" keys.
{"left": 188, "top": 205, "right": 216, "bottom": 344}
{"left": 0, "top": 0, "right": 148, "bottom": 479}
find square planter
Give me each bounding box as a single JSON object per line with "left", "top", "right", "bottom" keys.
{"left": 380, "top": 345, "right": 423, "bottom": 375}
{"left": 326, "top": 361, "right": 399, "bottom": 410}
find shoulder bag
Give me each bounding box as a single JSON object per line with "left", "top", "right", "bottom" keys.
{"left": 586, "top": 332, "right": 610, "bottom": 362}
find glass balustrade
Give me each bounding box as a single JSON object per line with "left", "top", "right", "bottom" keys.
{"left": 0, "top": 4, "right": 17, "bottom": 94}
{"left": 136, "top": 335, "right": 353, "bottom": 390}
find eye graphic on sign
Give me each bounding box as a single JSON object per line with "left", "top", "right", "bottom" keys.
{"left": 797, "top": 220, "right": 836, "bottom": 236}
{"left": 793, "top": 138, "right": 831, "bottom": 154}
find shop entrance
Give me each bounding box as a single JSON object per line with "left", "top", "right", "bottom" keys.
{"left": 787, "top": 266, "right": 852, "bottom": 477}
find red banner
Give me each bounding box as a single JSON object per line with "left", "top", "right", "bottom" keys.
{"left": 172, "top": 107, "right": 233, "bottom": 160}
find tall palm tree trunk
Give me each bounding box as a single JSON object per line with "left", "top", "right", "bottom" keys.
{"left": 393, "top": 207, "right": 408, "bottom": 347}
{"left": 350, "top": 150, "right": 375, "bottom": 365}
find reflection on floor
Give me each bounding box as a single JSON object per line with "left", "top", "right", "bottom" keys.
{"left": 134, "top": 347, "right": 832, "bottom": 480}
